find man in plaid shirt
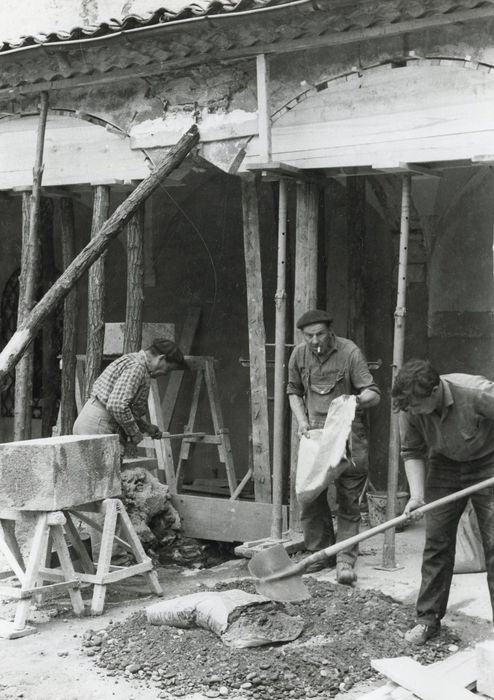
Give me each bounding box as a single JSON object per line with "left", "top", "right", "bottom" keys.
{"left": 73, "top": 338, "right": 187, "bottom": 454}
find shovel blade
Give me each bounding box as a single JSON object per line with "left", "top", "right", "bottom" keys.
{"left": 248, "top": 544, "right": 311, "bottom": 603}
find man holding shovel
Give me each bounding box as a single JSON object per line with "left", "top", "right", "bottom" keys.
{"left": 392, "top": 359, "right": 494, "bottom": 645}
{"left": 287, "top": 309, "right": 380, "bottom": 584}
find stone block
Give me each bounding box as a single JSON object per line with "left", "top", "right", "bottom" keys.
{"left": 0, "top": 435, "right": 121, "bottom": 511}
{"left": 477, "top": 639, "right": 494, "bottom": 698}
{"left": 103, "top": 322, "right": 174, "bottom": 355}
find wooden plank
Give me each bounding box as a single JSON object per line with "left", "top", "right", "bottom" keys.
{"left": 240, "top": 175, "right": 271, "bottom": 504}
{"left": 244, "top": 130, "right": 494, "bottom": 171}
{"left": 91, "top": 498, "right": 118, "bottom": 614}
{"left": 50, "top": 524, "right": 85, "bottom": 615}
{"left": 371, "top": 657, "right": 476, "bottom": 700}
{"left": 59, "top": 197, "right": 78, "bottom": 435}
{"left": 256, "top": 55, "right": 271, "bottom": 162}
{"left": 39, "top": 198, "right": 58, "bottom": 437}
{"left": 0, "top": 120, "right": 151, "bottom": 189}
{"left": 171, "top": 494, "right": 288, "bottom": 542}
{"left": 64, "top": 511, "right": 95, "bottom": 575}
{"left": 80, "top": 559, "right": 152, "bottom": 584}
{"left": 130, "top": 114, "right": 257, "bottom": 149}
{"left": 0, "top": 524, "right": 26, "bottom": 582}
{"left": 429, "top": 650, "right": 476, "bottom": 690}
{"left": 161, "top": 305, "right": 201, "bottom": 430}
{"left": 290, "top": 181, "right": 319, "bottom": 531}
{"left": 0, "top": 125, "right": 200, "bottom": 387}
{"left": 14, "top": 93, "right": 49, "bottom": 441}
{"left": 359, "top": 650, "right": 477, "bottom": 699}
{"left": 346, "top": 176, "right": 367, "bottom": 349}
{"left": 14, "top": 513, "right": 49, "bottom": 630}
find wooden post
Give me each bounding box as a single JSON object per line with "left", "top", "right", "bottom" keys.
{"left": 382, "top": 173, "right": 411, "bottom": 569}
{"left": 58, "top": 197, "right": 78, "bottom": 435}
{"left": 123, "top": 204, "right": 145, "bottom": 354}
{"left": 85, "top": 185, "right": 110, "bottom": 399}
{"left": 346, "top": 176, "right": 367, "bottom": 349}
{"left": 256, "top": 54, "right": 272, "bottom": 162}
{"left": 241, "top": 174, "right": 272, "bottom": 503}
{"left": 0, "top": 124, "right": 200, "bottom": 388}
{"left": 289, "top": 181, "right": 319, "bottom": 531}
{"left": 39, "top": 198, "right": 58, "bottom": 436}
{"left": 272, "top": 179, "right": 288, "bottom": 539}
{"left": 13, "top": 92, "right": 49, "bottom": 440}
{"left": 14, "top": 192, "right": 34, "bottom": 440}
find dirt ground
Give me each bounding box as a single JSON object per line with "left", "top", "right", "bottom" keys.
{"left": 0, "top": 522, "right": 493, "bottom": 700}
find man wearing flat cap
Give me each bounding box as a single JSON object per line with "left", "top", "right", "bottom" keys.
{"left": 73, "top": 338, "right": 188, "bottom": 454}
{"left": 287, "top": 309, "right": 380, "bottom": 584}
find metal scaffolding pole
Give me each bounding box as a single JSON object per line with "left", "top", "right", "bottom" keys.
{"left": 271, "top": 179, "right": 288, "bottom": 539}
{"left": 382, "top": 173, "right": 411, "bottom": 569}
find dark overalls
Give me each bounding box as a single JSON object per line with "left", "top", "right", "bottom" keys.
{"left": 287, "top": 336, "right": 380, "bottom": 565}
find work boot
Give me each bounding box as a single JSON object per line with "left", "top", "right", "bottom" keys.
{"left": 404, "top": 622, "right": 441, "bottom": 646}
{"left": 336, "top": 562, "right": 357, "bottom": 586}
{"left": 304, "top": 555, "right": 336, "bottom": 574}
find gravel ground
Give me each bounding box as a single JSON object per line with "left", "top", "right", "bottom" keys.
{"left": 85, "top": 578, "right": 464, "bottom": 699}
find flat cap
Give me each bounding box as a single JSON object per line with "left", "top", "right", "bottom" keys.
{"left": 296, "top": 309, "right": 333, "bottom": 330}
{"left": 148, "top": 338, "right": 189, "bottom": 369}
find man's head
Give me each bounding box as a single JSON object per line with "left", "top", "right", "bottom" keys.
{"left": 392, "top": 359, "right": 441, "bottom": 414}
{"left": 145, "top": 338, "right": 188, "bottom": 378}
{"left": 296, "top": 309, "right": 334, "bottom": 355}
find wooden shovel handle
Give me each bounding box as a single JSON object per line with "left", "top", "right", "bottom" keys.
{"left": 295, "top": 474, "right": 494, "bottom": 575}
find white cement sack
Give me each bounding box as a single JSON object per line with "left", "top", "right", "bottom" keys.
{"left": 296, "top": 394, "right": 357, "bottom": 506}
{"left": 146, "top": 589, "right": 268, "bottom": 636}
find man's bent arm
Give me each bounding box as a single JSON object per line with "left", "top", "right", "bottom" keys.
{"left": 404, "top": 459, "right": 426, "bottom": 515}
{"left": 289, "top": 394, "right": 310, "bottom": 437}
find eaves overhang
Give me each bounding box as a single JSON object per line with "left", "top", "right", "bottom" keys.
{"left": 1, "top": 0, "right": 494, "bottom": 99}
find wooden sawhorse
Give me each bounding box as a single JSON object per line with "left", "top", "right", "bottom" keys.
{"left": 144, "top": 356, "right": 237, "bottom": 495}
{"left": 65, "top": 498, "right": 162, "bottom": 615}
{"left": 0, "top": 509, "right": 84, "bottom": 639}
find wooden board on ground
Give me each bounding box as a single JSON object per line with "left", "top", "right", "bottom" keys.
{"left": 371, "top": 657, "right": 476, "bottom": 700}
{"left": 359, "top": 649, "right": 477, "bottom": 699}
{"left": 171, "top": 494, "right": 288, "bottom": 543}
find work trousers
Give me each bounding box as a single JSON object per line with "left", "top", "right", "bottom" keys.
{"left": 73, "top": 398, "right": 124, "bottom": 455}
{"left": 72, "top": 398, "right": 123, "bottom": 558}
{"left": 416, "top": 456, "right": 494, "bottom": 625}
{"left": 300, "top": 417, "right": 368, "bottom": 566}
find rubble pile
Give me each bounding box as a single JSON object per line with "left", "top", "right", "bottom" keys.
{"left": 120, "top": 467, "right": 180, "bottom": 546}
{"left": 87, "top": 579, "right": 463, "bottom": 698}
{"left": 119, "top": 468, "right": 236, "bottom": 569}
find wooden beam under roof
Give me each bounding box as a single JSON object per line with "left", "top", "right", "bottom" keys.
{"left": 246, "top": 161, "right": 326, "bottom": 184}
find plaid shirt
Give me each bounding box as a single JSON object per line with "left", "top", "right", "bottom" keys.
{"left": 91, "top": 350, "right": 151, "bottom": 437}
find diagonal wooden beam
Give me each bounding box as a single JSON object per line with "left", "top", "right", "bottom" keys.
{"left": 0, "top": 124, "right": 200, "bottom": 389}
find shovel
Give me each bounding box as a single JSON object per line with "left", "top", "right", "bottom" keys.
{"left": 248, "top": 475, "right": 494, "bottom": 602}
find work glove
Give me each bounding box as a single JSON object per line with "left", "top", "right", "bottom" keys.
{"left": 404, "top": 496, "right": 426, "bottom": 520}
{"left": 147, "top": 424, "right": 162, "bottom": 440}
